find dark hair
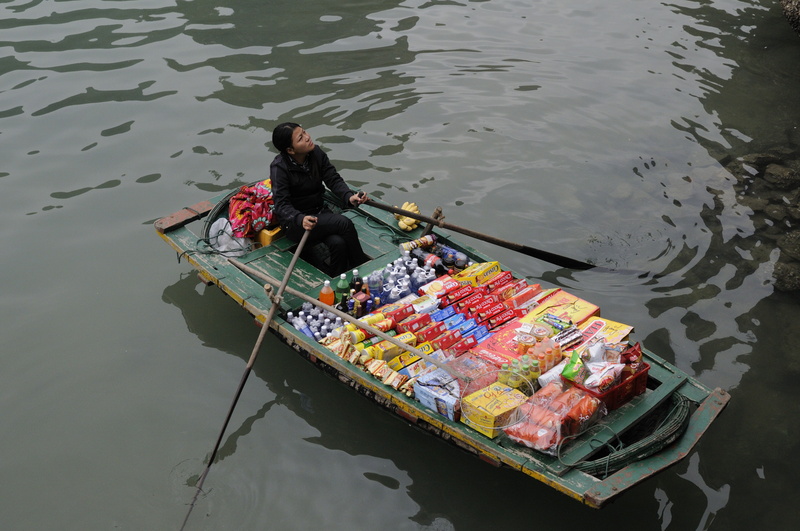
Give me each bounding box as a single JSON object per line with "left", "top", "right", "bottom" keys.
{"left": 272, "top": 122, "right": 301, "bottom": 153}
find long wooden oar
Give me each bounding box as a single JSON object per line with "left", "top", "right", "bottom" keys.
{"left": 364, "top": 199, "right": 636, "bottom": 274}
{"left": 180, "top": 230, "right": 312, "bottom": 531}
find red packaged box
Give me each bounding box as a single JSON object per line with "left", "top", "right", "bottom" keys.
{"left": 381, "top": 303, "right": 415, "bottom": 323}
{"left": 486, "top": 308, "right": 522, "bottom": 330}
{"left": 396, "top": 312, "right": 432, "bottom": 334}
{"left": 431, "top": 329, "right": 463, "bottom": 350}
{"left": 564, "top": 362, "right": 650, "bottom": 410}
{"left": 486, "top": 278, "right": 530, "bottom": 303}
{"left": 441, "top": 285, "right": 476, "bottom": 307}
{"left": 448, "top": 335, "right": 478, "bottom": 356}
{"left": 414, "top": 320, "right": 447, "bottom": 343}
{"left": 474, "top": 301, "right": 506, "bottom": 324}
{"left": 503, "top": 285, "right": 544, "bottom": 310}
{"left": 455, "top": 292, "right": 486, "bottom": 314}
{"left": 418, "top": 275, "right": 461, "bottom": 298}
{"left": 483, "top": 270, "right": 514, "bottom": 292}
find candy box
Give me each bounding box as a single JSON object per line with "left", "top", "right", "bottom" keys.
{"left": 362, "top": 331, "right": 417, "bottom": 361}
{"left": 486, "top": 278, "right": 529, "bottom": 303}
{"left": 441, "top": 285, "right": 476, "bottom": 307}
{"left": 431, "top": 329, "right": 463, "bottom": 350}
{"left": 414, "top": 368, "right": 462, "bottom": 421}
{"left": 454, "top": 292, "right": 487, "bottom": 315}
{"left": 473, "top": 300, "right": 505, "bottom": 323}
{"left": 418, "top": 275, "right": 461, "bottom": 298}
{"left": 486, "top": 309, "right": 522, "bottom": 330}
{"left": 409, "top": 294, "right": 440, "bottom": 314}
{"left": 396, "top": 312, "right": 432, "bottom": 334}
{"left": 461, "top": 383, "right": 528, "bottom": 438}
{"left": 380, "top": 302, "right": 415, "bottom": 323}
{"left": 448, "top": 335, "right": 478, "bottom": 356}
{"left": 414, "top": 320, "right": 448, "bottom": 343}
{"left": 430, "top": 305, "right": 456, "bottom": 322}
{"left": 482, "top": 270, "right": 515, "bottom": 292}
{"left": 452, "top": 261, "right": 502, "bottom": 287}
{"left": 443, "top": 312, "right": 466, "bottom": 330}
{"left": 503, "top": 285, "right": 544, "bottom": 310}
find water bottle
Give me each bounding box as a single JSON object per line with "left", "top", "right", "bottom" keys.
{"left": 367, "top": 271, "right": 383, "bottom": 297}
{"left": 291, "top": 316, "right": 314, "bottom": 338}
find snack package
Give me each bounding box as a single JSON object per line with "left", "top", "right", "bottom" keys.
{"left": 504, "top": 384, "right": 607, "bottom": 455}
{"left": 452, "top": 261, "right": 502, "bottom": 287}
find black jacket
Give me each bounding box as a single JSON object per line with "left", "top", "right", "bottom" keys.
{"left": 269, "top": 146, "right": 355, "bottom": 229}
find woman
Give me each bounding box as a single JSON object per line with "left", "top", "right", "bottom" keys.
{"left": 270, "top": 122, "right": 369, "bottom": 276}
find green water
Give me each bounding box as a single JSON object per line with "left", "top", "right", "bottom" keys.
{"left": 1, "top": 0, "right": 799, "bottom": 529}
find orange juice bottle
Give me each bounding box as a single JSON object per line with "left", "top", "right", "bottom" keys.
{"left": 319, "top": 280, "right": 335, "bottom": 305}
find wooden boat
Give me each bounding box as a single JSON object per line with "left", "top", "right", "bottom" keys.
{"left": 154, "top": 187, "right": 729, "bottom": 508}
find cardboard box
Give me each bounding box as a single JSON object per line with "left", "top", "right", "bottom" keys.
{"left": 413, "top": 368, "right": 462, "bottom": 421}
{"left": 396, "top": 312, "right": 432, "bottom": 334}
{"left": 418, "top": 275, "right": 461, "bottom": 298}
{"left": 431, "top": 329, "right": 463, "bottom": 350}
{"left": 415, "top": 320, "right": 448, "bottom": 343}
{"left": 452, "top": 261, "right": 502, "bottom": 287}
{"left": 430, "top": 305, "right": 456, "bottom": 322}
{"left": 461, "top": 383, "right": 527, "bottom": 438}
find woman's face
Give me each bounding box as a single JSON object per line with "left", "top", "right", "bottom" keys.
{"left": 289, "top": 127, "right": 315, "bottom": 158}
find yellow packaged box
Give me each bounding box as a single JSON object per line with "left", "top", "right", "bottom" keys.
{"left": 257, "top": 225, "right": 283, "bottom": 247}
{"left": 460, "top": 383, "right": 527, "bottom": 438}
{"left": 452, "top": 261, "right": 502, "bottom": 287}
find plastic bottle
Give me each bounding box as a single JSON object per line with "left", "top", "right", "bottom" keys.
{"left": 336, "top": 273, "right": 350, "bottom": 298}
{"left": 521, "top": 364, "right": 532, "bottom": 394}
{"left": 318, "top": 280, "right": 335, "bottom": 305}
{"left": 508, "top": 367, "right": 523, "bottom": 390}
{"left": 498, "top": 363, "right": 511, "bottom": 385}
{"left": 410, "top": 248, "right": 448, "bottom": 276}
{"left": 291, "top": 316, "right": 314, "bottom": 338}
{"left": 367, "top": 271, "right": 383, "bottom": 297}
{"left": 544, "top": 348, "right": 555, "bottom": 372}
{"left": 350, "top": 269, "right": 363, "bottom": 293}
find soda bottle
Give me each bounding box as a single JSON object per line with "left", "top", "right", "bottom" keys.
{"left": 350, "top": 269, "right": 364, "bottom": 293}
{"left": 410, "top": 248, "right": 448, "bottom": 276}
{"left": 318, "top": 280, "right": 335, "bottom": 305}
{"left": 336, "top": 273, "right": 349, "bottom": 298}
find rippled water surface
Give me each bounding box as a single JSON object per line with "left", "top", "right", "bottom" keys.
{"left": 2, "top": 1, "right": 799, "bottom": 529}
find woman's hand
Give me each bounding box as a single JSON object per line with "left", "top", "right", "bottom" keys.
{"left": 302, "top": 215, "right": 318, "bottom": 230}
{"left": 349, "top": 191, "right": 368, "bottom": 207}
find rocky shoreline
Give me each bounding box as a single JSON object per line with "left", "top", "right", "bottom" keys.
{"left": 723, "top": 149, "right": 800, "bottom": 293}
{"left": 783, "top": 0, "right": 800, "bottom": 36}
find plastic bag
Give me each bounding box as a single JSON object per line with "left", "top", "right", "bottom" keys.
{"left": 208, "top": 218, "right": 251, "bottom": 257}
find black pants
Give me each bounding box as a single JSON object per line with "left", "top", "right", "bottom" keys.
{"left": 285, "top": 208, "right": 367, "bottom": 276}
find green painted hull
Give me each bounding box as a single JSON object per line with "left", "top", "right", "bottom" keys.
{"left": 155, "top": 189, "right": 729, "bottom": 508}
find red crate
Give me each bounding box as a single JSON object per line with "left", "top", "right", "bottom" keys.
{"left": 564, "top": 362, "right": 650, "bottom": 410}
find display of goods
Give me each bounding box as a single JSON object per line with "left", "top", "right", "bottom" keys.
{"left": 565, "top": 362, "right": 650, "bottom": 410}
{"left": 461, "top": 383, "right": 528, "bottom": 438}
